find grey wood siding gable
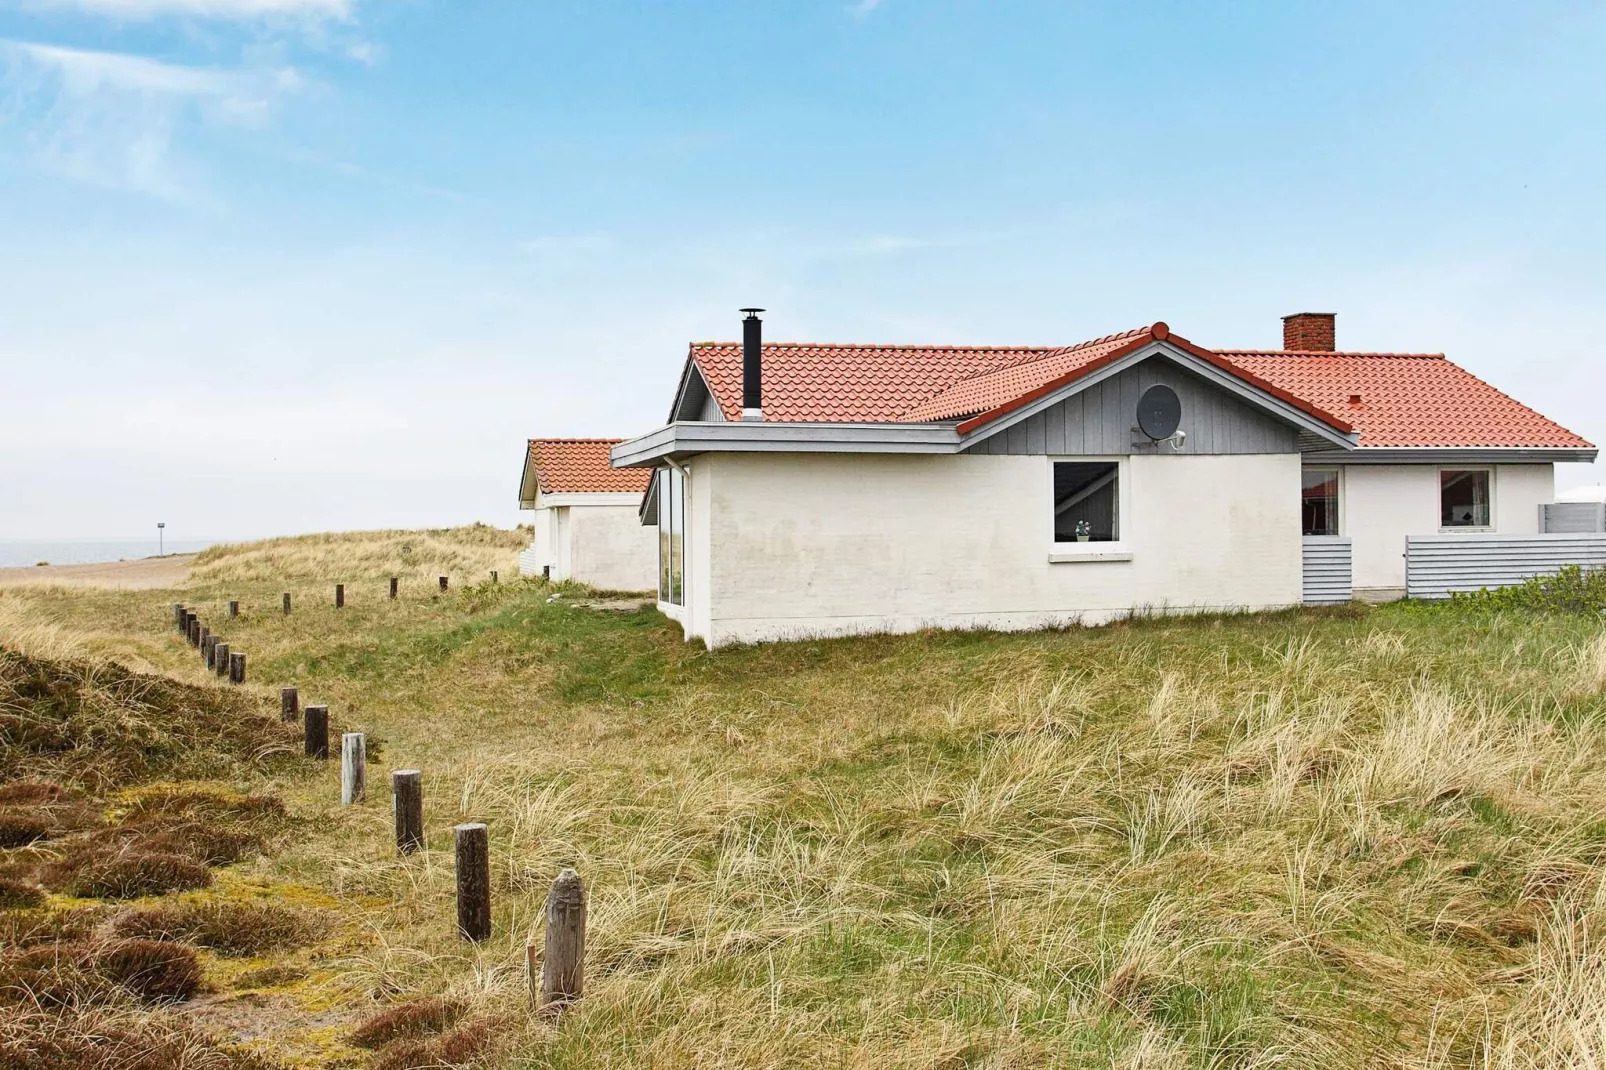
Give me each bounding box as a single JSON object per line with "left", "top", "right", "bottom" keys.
{"left": 961, "top": 358, "right": 1298, "bottom": 456}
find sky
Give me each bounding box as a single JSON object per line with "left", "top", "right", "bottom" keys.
{"left": 1, "top": 1, "right": 1603, "bottom": 542}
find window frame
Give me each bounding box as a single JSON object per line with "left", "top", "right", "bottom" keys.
{"left": 1047, "top": 455, "right": 1133, "bottom": 563}
{"left": 657, "top": 465, "right": 687, "bottom": 607}
{"left": 1301, "top": 466, "right": 1343, "bottom": 537}
{"left": 1438, "top": 466, "right": 1494, "bottom": 532}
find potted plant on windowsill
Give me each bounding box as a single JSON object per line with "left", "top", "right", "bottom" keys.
{"left": 1074, "top": 520, "right": 1092, "bottom": 543}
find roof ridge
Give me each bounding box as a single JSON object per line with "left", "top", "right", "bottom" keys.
{"left": 1216, "top": 349, "right": 1447, "bottom": 359}
{"left": 529, "top": 437, "right": 626, "bottom": 443}
{"left": 690, "top": 340, "right": 1065, "bottom": 353}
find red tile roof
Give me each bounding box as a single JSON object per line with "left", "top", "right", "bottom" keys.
{"left": 1220, "top": 351, "right": 1592, "bottom": 448}
{"left": 528, "top": 439, "right": 653, "bottom": 495}
{"left": 683, "top": 323, "right": 1590, "bottom": 450}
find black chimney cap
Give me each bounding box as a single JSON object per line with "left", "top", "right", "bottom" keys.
{"left": 740, "top": 307, "right": 765, "bottom": 317}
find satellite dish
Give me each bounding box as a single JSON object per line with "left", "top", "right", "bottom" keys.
{"left": 1137, "top": 384, "right": 1182, "bottom": 441}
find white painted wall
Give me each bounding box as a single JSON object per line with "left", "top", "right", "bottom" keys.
{"left": 677, "top": 451, "right": 1301, "bottom": 647}
{"left": 567, "top": 503, "right": 658, "bottom": 591}
{"left": 1338, "top": 463, "right": 1553, "bottom": 594}
{"left": 518, "top": 496, "right": 657, "bottom": 591}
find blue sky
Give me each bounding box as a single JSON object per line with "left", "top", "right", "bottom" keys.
{"left": 2, "top": 1, "right": 1603, "bottom": 540}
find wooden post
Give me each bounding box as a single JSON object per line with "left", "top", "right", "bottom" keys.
{"left": 187, "top": 614, "right": 199, "bottom": 646}
{"left": 228, "top": 600, "right": 239, "bottom": 618}
{"left": 335, "top": 583, "right": 344, "bottom": 609}
{"left": 280, "top": 687, "right": 299, "bottom": 723}
{"left": 454, "top": 823, "right": 490, "bottom": 942}
{"left": 439, "top": 576, "right": 448, "bottom": 592}
{"left": 304, "top": 705, "right": 329, "bottom": 759}
{"left": 393, "top": 770, "right": 423, "bottom": 853}
{"left": 491, "top": 570, "right": 498, "bottom": 585}
{"left": 389, "top": 577, "right": 398, "bottom": 600}
{"left": 341, "top": 733, "right": 366, "bottom": 806}
{"left": 283, "top": 592, "right": 292, "bottom": 615}
{"left": 229, "top": 652, "right": 245, "bottom": 685}
{"left": 199, "top": 627, "right": 210, "bottom": 662}
{"left": 173, "top": 603, "right": 185, "bottom": 630}
{"left": 526, "top": 941, "right": 540, "bottom": 1007}
{"left": 213, "top": 642, "right": 229, "bottom": 678}
{"left": 203, "top": 634, "right": 216, "bottom": 670}
{"left": 541, "top": 868, "right": 586, "bottom": 1011}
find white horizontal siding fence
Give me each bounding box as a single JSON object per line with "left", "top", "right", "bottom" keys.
{"left": 517, "top": 545, "right": 542, "bottom": 577}
{"left": 1405, "top": 534, "right": 1606, "bottom": 599}
{"left": 1541, "top": 502, "right": 1606, "bottom": 533}
{"left": 1302, "top": 537, "right": 1352, "bottom": 604}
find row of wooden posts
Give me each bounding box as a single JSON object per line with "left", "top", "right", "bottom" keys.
{"left": 174, "top": 601, "right": 247, "bottom": 684}
{"left": 170, "top": 587, "right": 583, "bottom": 1010}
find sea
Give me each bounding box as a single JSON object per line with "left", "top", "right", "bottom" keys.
{"left": 0, "top": 540, "right": 219, "bottom": 568}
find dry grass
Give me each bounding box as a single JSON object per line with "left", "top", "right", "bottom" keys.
{"left": 189, "top": 523, "right": 525, "bottom": 587}
{"left": 7, "top": 527, "right": 1606, "bottom": 1068}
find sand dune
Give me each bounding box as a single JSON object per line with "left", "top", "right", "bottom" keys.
{"left": 0, "top": 553, "right": 195, "bottom": 590}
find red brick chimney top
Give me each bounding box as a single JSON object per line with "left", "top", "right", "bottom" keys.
{"left": 1282, "top": 312, "right": 1336, "bottom": 352}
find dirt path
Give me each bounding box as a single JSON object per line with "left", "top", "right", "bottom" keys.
{"left": 0, "top": 553, "right": 195, "bottom": 590}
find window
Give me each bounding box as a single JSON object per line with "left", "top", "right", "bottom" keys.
{"left": 657, "top": 466, "right": 686, "bottom": 605}
{"left": 1440, "top": 469, "right": 1490, "bottom": 528}
{"left": 1302, "top": 468, "right": 1339, "bottom": 536}
{"left": 1053, "top": 461, "right": 1119, "bottom": 542}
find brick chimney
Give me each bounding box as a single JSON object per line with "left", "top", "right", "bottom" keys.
{"left": 1282, "top": 312, "right": 1336, "bottom": 352}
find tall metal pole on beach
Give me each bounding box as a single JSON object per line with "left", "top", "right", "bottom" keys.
{"left": 157, "top": 522, "right": 165, "bottom": 557}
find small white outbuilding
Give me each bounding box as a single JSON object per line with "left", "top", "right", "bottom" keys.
{"left": 517, "top": 438, "right": 655, "bottom": 591}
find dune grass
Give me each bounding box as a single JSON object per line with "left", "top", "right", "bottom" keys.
{"left": 5, "top": 528, "right": 1606, "bottom": 1067}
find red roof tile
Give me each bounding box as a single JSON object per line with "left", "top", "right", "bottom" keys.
{"left": 528, "top": 439, "right": 652, "bottom": 494}
{"left": 683, "top": 325, "right": 1589, "bottom": 450}
{"left": 1221, "top": 352, "right": 1592, "bottom": 448}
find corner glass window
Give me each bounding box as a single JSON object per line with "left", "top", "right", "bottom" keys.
{"left": 1053, "top": 461, "right": 1119, "bottom": 542}
{"left": 657, "top": 467, "right": 686, "bottom": 605}
{"left": 1440, "top": 469, "right": 1490, "bottom": 528}
{"left": 1302, "top": 468, "right": 1339, "bottom": 536}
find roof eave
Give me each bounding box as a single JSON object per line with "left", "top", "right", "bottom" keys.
{"left": 611, "top": 420, "right": 965, "bottom": 468}
{"left": 1302, "top": 445, "right": 1599, "bottom": 465}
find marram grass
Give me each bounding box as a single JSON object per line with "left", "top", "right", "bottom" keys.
{"left": 5, "top": 527, "right": 1606, "bottom": 1068}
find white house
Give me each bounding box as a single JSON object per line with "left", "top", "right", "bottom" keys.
{"left": 614, "top": 312, "right": 1595, "bottom": 647}
{"left": 517, "top": 438, "right": 656, "bottom": 591}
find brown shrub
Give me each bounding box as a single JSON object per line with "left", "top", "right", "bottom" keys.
{"left": 351, "top": 995, "right": 466, "bottom": 1049}
{"left": 95, "top": 820, "right": 265, "bottom": 866}
{"left": 0, "top": 907, "right": 104, "bottom": 949}
{"left": 0, "top": 782, "right": 72, "bottom": 805}
{"left": 0, "top": 876, "right": 46, "bottom": 910}
{"left": 0, "top": 1006, "right": 275, "bottom": 1070}
{"left": 368, "top": 1017, "right": 495, "bottom": 1070}
{"left": 93, "top": 939, "right": 203, "bottom": 1003}
{"left": 43, "top": 847, "right": 212, "bottom": 899}
{"left": 0, "top": 942, "right": 109, "bottom": 1007}
{"left": 0, "top": 809, "right": 52, "bottom": 847}
{"left": 112, "top": 900, "right": 323, "bottom": 956}
{"left": 122, "top": 787, "right": 287, "bottom": 823}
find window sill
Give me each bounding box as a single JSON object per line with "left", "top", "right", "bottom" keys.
{"left": 1439, "top": 526, "right": 1494, "bottom": 533}
{"left": 1049, "top": 545, "right": 1133, "bottom": 564}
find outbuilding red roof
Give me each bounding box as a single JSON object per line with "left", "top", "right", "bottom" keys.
{"left": 685, "top": 324, "right": 1590, "bottom": 449}
{"left": 527, "top": 439, "right": 653, "bottom": 495}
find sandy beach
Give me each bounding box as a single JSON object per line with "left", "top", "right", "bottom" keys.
{"left": 0, "top": 553, "right": 195, "bottom": 590}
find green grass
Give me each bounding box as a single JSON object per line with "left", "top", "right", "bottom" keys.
{"left": 6, "top": 533, "right": 1606, "bottom": 1068}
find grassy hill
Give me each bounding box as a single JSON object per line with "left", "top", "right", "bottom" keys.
{"left": 4, "top": 526, "right": 1606, "bottom": 1068}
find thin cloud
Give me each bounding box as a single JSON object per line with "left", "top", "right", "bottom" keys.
{"left": 0, "top": 39, "right": 303, "bottom": 200}
{"left": 15, "top": 0, "right": 350, "bottom": 18}
{"left": 848, "top": 0, "right": 883, "bottom": 17}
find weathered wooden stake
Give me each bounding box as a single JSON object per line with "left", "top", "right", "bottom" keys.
{"left": 526, "top": 941, "right": 540, "bottom": 1007}
{"left": 199, "top": 626, "right": 210, "bottom": 661}
{"left": 393, "top": 770, "right": 423, "bottom": 854}
{"left": 213, "top": 642, "right": 229, "bottom": 678}
{"left": 335, "top": 583, "right": 344, "bottom": 609}
{"left": 280, "top": 687, "right": 299, "bottom": 723}
{"left": 202, "top": 634, "right": 215, "bottom": 670}
{"left": 304, "top": 705, "right": 329, "bottom": 759}
{"left": 439, "top": 576, "right": 448, "bottom": 592}
{"left": 187, "top": 615, "right": 199, "bottom": 646}
{"left": 541, "top": 868, "right": 586, "bottom": 1011}
{"left": 228, "top": 600, "right": 239, "bottom": 618}
{"left": 389, "top": 577, "right": 398, "bottom": 600}
{"left": 173, "top": 603, "right": 185, "bottom": 630}
{"left": 341, "top": 733, "right": 366, "bottom": 806}
{"left": 229, "top": 651, "right": 245, "bottom": 685}
{"left": 454, "top": 823, "right": 490, "bottom": 942}
{"left": 491, "top": 570, "right": 498, "bottom": 585}
{"left": 282, "top": 592, "right": 292, "bottom": 615}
